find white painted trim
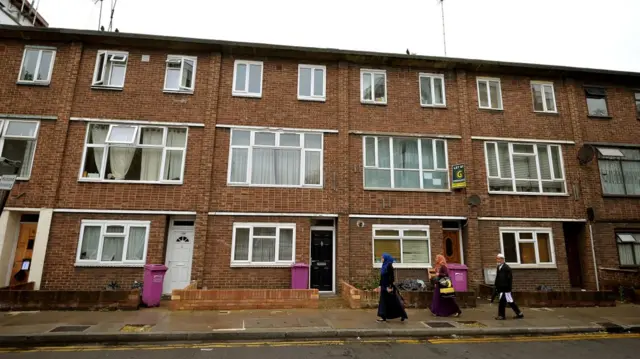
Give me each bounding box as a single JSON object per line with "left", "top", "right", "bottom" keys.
{"left": 75, "top": 220, "right": 151, "bottom": 267}
{"left": 478, "top": 217, "right": 586, "bottom": 222}
{"left": 4, "top": 208, "right": 43, "bottom": 212}
{"left": 418, "top": 73, "right": 446, "bottom": 107}
{"left": 74, "top": 263, "right": 146, "bottom": 268}
{"left": 442, "top": 225, "right": 464, "bottom": 265}
{"left": 309, "top": 226, "right": 336, "bottom": 293}
{"left": 210, "top": 212, "right": 338, "bottom": 217}
{"left": 230, "top": 222, "right": 296, "bottom": 266}
{"left": 27, "top": 209, "right": 53, "bottom": 290}
{"left": 54, "top": 209, "right": 197, "bottom": 215}
{"left": 17, "top": 46, "right": 57, "bottom": 86}
{"left": 216, "top": 124, "right": 338, "bottom": 133}
{"left": 360, "top": 68, "right": 387, "bottom": 105}
{"left": 530, "top": 81, "right": 558, "bottom": 113}
{"left": 350, "top": 214, "right": 466, "bottom": 220}
{"left": 163, "top": 228, "right": 195, "bottom": 295}
{"left": 232, "top": 60, "right": 263, "bottom": 98}
{"left": 163, "top": 55, "right": 197, "bottom": 93}
{"left": 297, "top": 64, "right": 327, "bottom": 101}
{"left": 499, "top": 226, "right": 557, "bottom": 268}
{"left": 350, "top": 130, "right": 461, "bottom": 139}
{"left": 372, "top": 224, "right": 432, "bottom": 268}
{"left": 476, "top": 77, "right": 503, "bottom": 110}
{"left": 70, "top": 117, "right": 205, "bottom": 128}
{"left": 472, "top": 136, "right": 575, "bottom": 145}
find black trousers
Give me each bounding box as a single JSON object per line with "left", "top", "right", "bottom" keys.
{"left": 498, "top": 293, "right": 522, "bottom": 318}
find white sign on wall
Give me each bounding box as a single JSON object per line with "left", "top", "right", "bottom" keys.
{"left": 0, "top": 175, "right": 17, "bottom": 191}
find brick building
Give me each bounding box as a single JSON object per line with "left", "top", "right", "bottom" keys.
{"left": 0, "top": 25, "right": 638, "bottom": 295}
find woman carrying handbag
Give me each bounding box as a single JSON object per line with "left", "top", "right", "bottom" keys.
{"left": 429, "top": 254, "right": 462, "bottom": 317}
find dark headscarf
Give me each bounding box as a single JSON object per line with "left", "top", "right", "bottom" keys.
{"left": 380, "top": 253, "right": 394, "bottom": 274}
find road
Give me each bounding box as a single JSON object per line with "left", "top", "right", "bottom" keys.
{"left": 0, "top": 334, "right": 638, "bottom": 359}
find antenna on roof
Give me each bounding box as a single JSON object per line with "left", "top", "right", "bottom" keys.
{"left": 31, "top": 0, "right": 40, "bottom": 26}
{"left": 438, "top": 0, "right": 447, "bottom": 56}
{"left": 94, "top": 0, "right": 104, "bottom": 31}
{"left": 107, "top": 0, "right": 118, "bottom": 32}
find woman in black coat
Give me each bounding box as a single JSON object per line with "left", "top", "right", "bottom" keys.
{"left": 376, "top": 253, "right": 408, "bottom": 322}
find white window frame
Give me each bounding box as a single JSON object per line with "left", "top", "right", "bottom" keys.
{"left": 163, "top": 55, "right": 197, "bottom": 93}
{"left": 531, "top": 81, "right": 557, "bottom": 113}
{"left": 360, "top": 69, "right": 387, "bottom": 105}
{"left": 92, "top": 50, "right": 129, "bottom": 89}
{"left": 362, "top": 136, "right": 449, "bottom": 191}
{"left": 476, "top": 77, "right": 503, "bottom": 110}
{"left": 75, "top": 220, "right": 150, "bottom": 267}
{"left": 484, "top": 141, "right": 567, "bottom": 196}
{"left": 499, "top": 227, "right": 556, "bottom": 268}
{"left": 419, "top": 73, "right": 446, "bottom": 107}
{"left": 230, "top": 223, "right": 296, "bottom": 267}
{"left": 78, "top": 123, "right": 188, "bottom": 184}
{"left": 17, "top": 46, "right": 56, "bottom": 85}
{"left": 297, "top": 64, "right": 326, "bottom": 101}
{"left": 226, "top": 129, "right": 324, "bottom": 188}
{"left": 596, "top": 147, "right": 640, "bottom": 196}
{"left": 616, "top": 233, "right": 640, "bottom": 267}
{"left": 232, "top": 60, "right": 263, "bottom": 98}
{"left": 371, "top": 224, "right": 431, "bottom": 269}
{"left": 0, "top": 119, "right": 40, "bottom": 180}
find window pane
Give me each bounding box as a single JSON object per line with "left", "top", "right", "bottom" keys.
{"left": 108, "top": 126, "right": 136, "bottom": 143}
{"left": 304, "top": 134, "right": 322, "bottom": 149}
{"left": 373, "top": 239, "right": 401, "bottom": 263}
{"left": 622, "top": 161, "right": 640, "bottom": 195}
{"left": 255, "top": 132, "right": 276, "bottom": 146}
{"left": 542, "top": 181, "right": 565, "bottom": 193}
{"left": 420, "top": 76, "right": 433, "bottom": 105}
{"left": 513, "top": 144, "right": 534, "bottom": 153}
{"left": 375, "top": 229, "right": 399, "bottom": 236}
{"left": 404, "top": 230, "right": 428, "bottom": 237}
{"left": 181, "top": 59, "right": 194, "bottom": 88}
{"left": 82, "top": 147, "right": 104, "bottom": 178}
{"left": 254, "top": 227, "right": 277, "bottom": 236}
{"left": 513, "top": 155, "right": 538, "bottom": 179}
{"left": 489, "top": 81, "right": 502, "bottom": 109}
{"left": 251, "top": 148, "right": 301, "bottom": 185}
{"left": 5, "top": 121, "right": 38, "bottom": 137}
{"left": 163, "top": 149, "right": 183, "bottom": 181}
{"left": 313, "top": 68, "right": 324, "bottom": 96}
{"left": 304, "top": 151, "right": 321, "bottom": 185}
{"left": 106, "top": 225, "right": 125, "bottom": 233}
{"left": 550, "top": 146, "right": 563, "bottom": 179}
{"left": 599, "top": 160, "right": 625, "bottom": 195}
{"left": 89, "top": 124, "right": 108, "bottom": 144}
{"left": 248, "top": 64, "right": 262, "bottom": 94}
{"left": 165, "top": 67, "right": 180, "bottom": 89}
{"left": 374, "top": 74, "right": 385, "bottom": 101}
{"left": 393, "top": 138, "right": 419, "bottom": 169}
{"left": 299, "top": 67, "right": 311, "bottom": 97}
{"left": 421, "top": 139, "right": 434, "bottom": 169}
{"left": 109, "top": 65, "right": 125, "bottom": 87}
{"left": 278, "top": 228, "right": 294, "bottom": 261}
{"left": 101, "top": 237, "right": 124, "bottom": 262}
{"left": 587, "top": 97, "right": 608, "bottom": 116}
{"left": 635, "top": 93, "right": 640, "bottom": 118}
{"left": 364, "top": 168, "right": 391, "bottom": 188}
{"left": 403, "top": 240, "right": 429, "bottom": 263}
{"left": 235, "top": 63, "right": 247, "bottom": 91}
{"left": 365, "top": 137, "right": 376, "bottom": 166}
{"left": 394, "top": 170, "right": 420, "bottom": 189}
{"left": 519, "top": 242, "right": 536, "bottom": 264}
{"left": 497, "top": 143, "right": 512, "bottom": 177}
{"left": 537, "top": 145, "right": 552, "bottom": 180}
{"left": 362, "top": 73, "right": 372, "bottom": 100}
{"left": 544, "top": 85, "right": 555, "bottom": 111}
{"left": 252, "top": 238, "right": 275, "bottom": 262}
{"left": 502, "top": 233, "right": 517, "bottom": 263}
{"left": 377, "top": 138, "right": 391, "bottom": 167}
{"left": 126, "top": 227, "right": 146, "bottom": 261}
{"left": 231, "top": 130, "right": 250, "bottom": 146}
{"left": 140, "top": 128, "right": 164, "bottom": 145}
{"left": 422, "top": 171, "right": 448, "bottom": 190}
{"left": 37, "top": 51, "right": 53, "bottom": 81}
{"left": 280, "top": 133, "right": 300, "bottom": 147}
{"left": 435, "top": 140, "right": 446, "bottom": 169}
{"left": 79, "top": 226, "right": 101, "bottom": 260}
{"left": 478, "top": 81, "right": 489, "bottom": 107}
{"left": 519, "top": 232, "right": 533, "bottom": 240}
{"left": 167, "top": 128, "right": 187, "bottom": 147}
{"left": 487, "top": 143, "right": 498, "bottom": 177}
{"left": 537, "top": 233, "right": 551, "bottom": 263}
{"left": 0, "top": 139, "right": 35, "bottom": 177}
{"left": 20, "top": 49, "right": 39, "bottom": 81}
{"left": 433, "top": 77, "right": 444, "bottom": 104}
{"left": 618, "top": 243, "right": 634, "bottom": 266}
{"left": 234, "top": 228, "right": 250, "bottom": 260}
{"left": 230, "top": 148, "right": 248, "bottom": 182}
{"left": 532, "top": 84, "right": 544, "bottom": 111}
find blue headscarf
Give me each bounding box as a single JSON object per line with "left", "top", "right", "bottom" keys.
{"left": 380, "top": 253, "right": 394, "bottom": 274}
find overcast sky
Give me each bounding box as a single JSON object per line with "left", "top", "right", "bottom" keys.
{"left": 37, "top": 0, "right": 640, "bottom": 72}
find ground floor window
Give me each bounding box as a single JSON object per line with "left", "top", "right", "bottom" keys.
{"left": 372, "top": 225, "right": 430, "bottom": 268}
{"left": 616, "top": 233, "right": 640, "bottom": 267}
{"left": 75, "top": 220, "right": 150, "bottom": 267}
{"left": 499, "top": 227, "right": 555, "bottom": 267}
{"left": 231, "top": 223, "right": 295, "bottom": 266}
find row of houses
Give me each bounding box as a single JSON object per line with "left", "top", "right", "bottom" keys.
{"left": 0, "top": 25, "right": 639, "bottom": 295}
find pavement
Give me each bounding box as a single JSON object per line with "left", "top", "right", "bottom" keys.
{"left": 0, "top": 299, "right": 639, "bottom": 346}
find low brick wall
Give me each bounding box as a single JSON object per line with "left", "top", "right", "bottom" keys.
{"left": 340, "top": 281, "right": 476, "bottom": 309}
{"left": 170, "top": 289, "right": 320, "bottom": 310}
{"left": 0, "top": 282, "right": 35, "bottom": 291}
{"left": 478, "top": 284, "right": 616, "bottom": 307}
{"left": 0, "top": 289, "right": 140, "bottom": 311}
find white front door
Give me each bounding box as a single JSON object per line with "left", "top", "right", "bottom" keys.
{"left": 163, "top": 230, "right": 194, "bottom": 294}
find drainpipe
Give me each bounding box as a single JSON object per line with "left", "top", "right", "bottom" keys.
{"left": 588, "top": 223, "right": 600, "bottom": 291}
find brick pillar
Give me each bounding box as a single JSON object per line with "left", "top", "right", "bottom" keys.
{"left": 336, "top": 61, "right": 350, "bottom": 290}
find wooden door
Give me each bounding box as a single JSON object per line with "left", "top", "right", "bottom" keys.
{"left": 442, "top": 230, "right": 461, "bottom": 264}
{"left": 10, "top": 223, "right": 37, "bottom": 286}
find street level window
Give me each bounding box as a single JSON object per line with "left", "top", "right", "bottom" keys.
{"left": 596, "top": 147, "right": 640, "bottom": 195}
{"left": 0, "top": 120, "right": 39, "bottom": 179}
{"left": 477, "top": 77, "right": 503, "bottom": 110}
{"left": 360, "top": 69, "right": 387, "bottom": 104}
{"left": 419, "top": 73, "right": 446, "bottom": 107}
{"left": 233, "top": 60, "right": 263, "bottom": 97}
{"left": 500, "top": 228, "right": 555, "bottom": 267}
{"left": 585, "top": 87, "right": 608, "bottom": 117}
{"left": 231, "top": 223, "right": 295, "bottom": 266}
{"left": 164, "top": 55, "right": 196, "bottom": 93}
{"left": 17, "top": 46, "right": 56, "bottom": 85}
{"left": 298, "top": 64, "right": 326, "bottom": 101}
{"left": 531, "top": 81, "right": 557, "bottom": 113}
{"left": 616, "top": 233, "right": 640, "bottom": 267}
{"left": 92, "top": 50, "right": 129, "bottom": 88}
{"left": 372, "top": 225, "right": 431, "bottom": 268}
{"left": 634, "top": 92, "right": 640, "bottom": 119}
{"left": 76, "top": 220, "right": 149, "bottom": 267}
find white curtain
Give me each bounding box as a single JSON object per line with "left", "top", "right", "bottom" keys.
{"left": 278, "top": 229, "right": 293, "bottom": 261}
{"left": 599, "top": 160, "right": 625, "bottom": 195}
{"left": 80, "top": 226, "right": 101, "bottom": 260}
{"left": 393, "top": 138, "right": 420, "bottom": 188}
{"left": 230, "top": 148, "right": 248, "bottom": 182}
{"left": 618, "top": 243, "right": 635, "bottom": 266}
{"left": 252, "top": 148, "right": 301, "bottom": 185}
{"left": 101, "top": 237, "right": 124, "bottom": 261}
{"left": 126, "top": 227, "right": 146, "bottom": 261}
{"left": 304, "top": 151, "right": 321, "bottom": 185}
{"left": 622, "top": 161, "right": 640, "bottom": 195}
{"left": 252, "top": 238, "right": 275, "bottom": 262}
{"left": 109, "top": 147, "right": 135, "bottom": 180}
{"left": 141, "top": 129, "right": 163, "bottom": 181}
{"left": 91, "top": 125, "right": 108, "bottom": 176}
{"left": 164, "top": 129, "right": 185, "bottom": 181}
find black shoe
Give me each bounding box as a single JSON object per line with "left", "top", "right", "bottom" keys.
{"left": 453, "top": 312, "right": 461, "bottom": 317}
{"left": 514, "top": 313, "right": 524, "bottom": 319}
{"left": 401, "top": 317, "right": 407, "bottom": 322}
{"left": 495, "top": 316, "right": 506, "bottom": 320}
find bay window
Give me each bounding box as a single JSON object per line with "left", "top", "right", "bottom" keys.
{"left": 500, "top": 228, "right": 555, "bottom": 267}
{"left": 228, "top": 129, "right": 323, "bottom": 187}
{"left": 76, "top": 220, "right": 149, "bottom": 267}
{"left": 364, "top": 136, "right": 448, "bottom": 190}
{"left": 231, "top": 223, "right": 295, "bottom": 266}
{"left": 0, "top": 119, "right": 39, "bottom": 179}
{"left": 372, "top": 225, "right": 431, "bottom": 268}
{"left": 597, "top": 147, "right": 640, "bottom": 196}
{"left": 80, "top": 123, "right": 187, "bottom": 183}
{"left": 485, "top": 141, "right": 566, "bottom": 194}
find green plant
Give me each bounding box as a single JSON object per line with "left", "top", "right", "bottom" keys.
{"left": 353, "top": 270, "right": 380, "bottom": 291}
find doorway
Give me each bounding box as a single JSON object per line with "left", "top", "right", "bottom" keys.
{"left": 163, "top": 218, "right": 195, "bottom": 294}
{"left": 9, "top": 215, "right": 39, "bottom": 286}
{"left": 310, "top": 227, "right": 334, "bottom": 292}
{"left": 563, "top": 222, "right": 585, "bottom": 288}
{"left": 442, "top": 221, "right": 463, "bottom": 264}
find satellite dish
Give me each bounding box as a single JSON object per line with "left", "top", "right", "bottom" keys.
{"left": 467, "top": 195, "right": 481, "bottom": 207}
{"left": 577, "top": 144, "right": 595, "bottom": 165}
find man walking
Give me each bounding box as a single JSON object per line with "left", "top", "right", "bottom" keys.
{"left": 492, "top": 253, "right": 524, "bottom": 320}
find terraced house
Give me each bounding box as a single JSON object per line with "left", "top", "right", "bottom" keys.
{"left": 0, "top": 25, "right": 638, "bottom": 296}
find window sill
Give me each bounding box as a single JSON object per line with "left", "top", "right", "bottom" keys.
{"left": 361, "top": 100, "right": 387, "bottom": 106}
{"left": 163, "top": 89, "right": 194, "bottom": 95}
{"left": 587, "top": 115, "right": 612, "bottom": 120}
{"left": 230, "top": 263, "right": 294, "bottom": 268}
{"left": 232, "top": 92, "right": 262, "bottom": 99}
{"left": 364, "top": 187, "right": 451, "bottom": 193}
{"left": 16, "top": 81, "right": 50, "bottom": 87}
{"left": 508, "top": 264, "right": 557, "bottom": 269}
{"left": 373, "top": 263, "right": 432, "bottom": 269}
{"left": 421, "top": 104, "right": 447, "bottom": 109}
{"left": 478, "top": 107, "right": 504, "bottom": 112}
{"left": 488, "top": 191, "right": 570, "bottom": 197}
{"left": 79, "top": 178, "right": 183, "bottom": 185}
{"left": 227, "top": 183, "right": 323, "bottom": 189}
{"left": 603, "top": 194, "right": 640, "bottom": 199}
{"left": 91, "top": 85, "right": 124, "bottom": 91}
{"left": 533, "top": 111, "right": 560, "bottom": 116}
{"left": 298, "top": 96, "right": 326, "bottom": 102}
{"left": 75, "top": 262, "right": 145, "bottom": 268}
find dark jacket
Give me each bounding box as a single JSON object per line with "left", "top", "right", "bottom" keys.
{"left": 494, "top": 263, "right": 513, "bottom": 293}
{"left": 380, "top": 263, "right": 395, "bottom": 289}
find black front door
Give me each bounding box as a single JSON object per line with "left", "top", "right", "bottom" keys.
{"left": 310, "top": 230, "right": 333, "bottom": 291}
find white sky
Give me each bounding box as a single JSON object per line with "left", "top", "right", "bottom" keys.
{"left": 37, "top": 0, "right": 640, "bottom": 72}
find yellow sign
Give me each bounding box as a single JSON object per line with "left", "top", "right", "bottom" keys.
{"left": 452, "top": 164, "right": 466, "bottom": 189}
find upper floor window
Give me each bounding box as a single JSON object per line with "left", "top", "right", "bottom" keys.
{"left": 298, "top": 64, "right": 326, "bottom": 101}
{"left": 485, "top": 142, "right": 566, "bottom": 195}
{"left": 634, "top": 92, "right": 640, "bottom": 119}
{"left": 233, "top": 60, "right": 263, "bottom": 97}
{"left": 231, "top": 223, "right": 295, "bottom": 267}
{"left": 18, "top": 47, "right": 56, "bottom": 85}
{"left": 361, "top": 69, "right": 387, "bottom": 104}
{"left": 164, "top": 55, "right": 196, "bottom": 93}
{"left": 584, "top": 87, "right": 608, "bottom": 117}
{"left": 364, "top": 136, "right": 449, "bottom": 190}
{"left": 228, "top": 129, "right": 323, "bottom": 187}
{"left": 419, "top": 73, "right": 446, "bottom": 107}
{"left": 80, "top": 123, "right": 187, "bottom": 183}
{"left": 477, "top": 78, "right": 503, "bottom": 110}
{"left": 92, "top": 51, "right": 128, "bottom": 88}
{"left": 531, "top": 82, "right": 557, "bottom": 113}
{"left": 500, "top": 228, "right": 555, "bottom": 268}
{"left": 0, "top": 120, "right": 39, "bottom": 179}
{"left": 597, "top": 147, "right": 640, "bottom": 196}
{"left": 372, "top": 225, "right": 431, "bottom": 268}
{"left": 76, "top": 220, "right": 149, "bottom": 267}
{"left": 616, "top": 233, "right": 640, "bottom": 267}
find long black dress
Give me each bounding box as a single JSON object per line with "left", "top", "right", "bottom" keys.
{"left": 377, "top": 263, "right": 408, "bottom": 320}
